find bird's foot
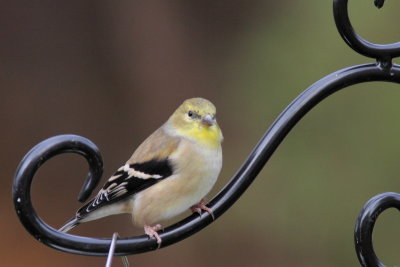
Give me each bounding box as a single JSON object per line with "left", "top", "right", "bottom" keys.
{"left": 144, "top": 224, "right": 162, "bottom": 249}
{"left": 191, "top": 198, "right": 215, "bottom": 220}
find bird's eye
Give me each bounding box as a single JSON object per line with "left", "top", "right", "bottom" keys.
{"left": 188, "top": 111, "right": 194, "bottom": 117}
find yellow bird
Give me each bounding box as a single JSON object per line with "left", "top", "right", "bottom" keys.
{"left": 59, "top": 97, "right": 223, "bottom": 247}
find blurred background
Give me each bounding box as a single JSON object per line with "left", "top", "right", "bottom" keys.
{"left": 1, "top": 0, "right": 400, "bottom": 266}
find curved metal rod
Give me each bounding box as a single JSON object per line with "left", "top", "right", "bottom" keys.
{"left": 333, "top": 0, "right": 400, "bottom": 61}
{"left": 13, "top": 135, "right": 104, "bottom": 253}
{"left": 12, "top": 0, "right": 400, "bottom": 263}
{"left": 12, "top": 62, "right": 400, "bottom": 256}
{"left": 354, "top": 192, "right": 400, "bottom": 267}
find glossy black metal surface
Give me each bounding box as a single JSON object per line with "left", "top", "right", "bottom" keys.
{"left": 13, "top": 135, "right": 104, "bottom": 254}
{"left": 12, "top": 0, "right": 400, "bottom": 264}
{"left": 333, "top": 0, "right": 400, "bottom": 61}
{"left": 354, "top": 192, "right": 400, "bottom": 267}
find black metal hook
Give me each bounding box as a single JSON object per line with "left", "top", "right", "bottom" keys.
{"left": 12, "top": 66, "right": 400, "bottom": 257}
{"left": 13, "top": 135, "right": 105, "bottom": 254}
{"left": 333, "top": 0, "right": 400, "bottom": 62}
{"left": 354, "top": 192, "right": 400, "bottom": 267}
{"left": 11, "top": 0, "right": 400, "bottom": 264}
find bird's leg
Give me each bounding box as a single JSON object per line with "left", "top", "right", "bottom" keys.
{"left": 144, "top": 224, "right": 162, "bottom": 248}
{"left": 191, "top": 198, "right": 215, "bottom": 220}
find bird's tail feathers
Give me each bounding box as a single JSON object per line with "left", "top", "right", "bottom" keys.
{"left": 59, "top": 217, "right": 80, "bottom": 233}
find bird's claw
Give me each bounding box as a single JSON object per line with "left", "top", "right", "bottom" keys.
{"left": 144, "top": 224, "right": 162, "bottom": 249}
{"left": 191, "top": 199, "right": 215, "bottom": 220}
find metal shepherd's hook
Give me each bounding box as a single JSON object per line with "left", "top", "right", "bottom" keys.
{"left": 12, "top": 0, "right": 400, "bottom": 266}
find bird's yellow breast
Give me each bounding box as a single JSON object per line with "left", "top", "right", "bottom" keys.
{"left": 177, "top": 124, "right": 222, "bottom": 148}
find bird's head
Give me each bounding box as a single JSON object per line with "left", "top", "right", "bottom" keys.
{"left": 168, "top": 97, "right": 223, "bottom": 147}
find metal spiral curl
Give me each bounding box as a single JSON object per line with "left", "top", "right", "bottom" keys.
{"left": 12, "top": 0, "right": 400, "bottom": 265}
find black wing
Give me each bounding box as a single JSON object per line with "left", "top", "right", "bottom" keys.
{"left": 76, "top": 159, "right": 173, "bottom": 219}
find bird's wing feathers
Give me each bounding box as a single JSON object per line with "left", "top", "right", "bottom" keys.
{"left": 77, "top": 159, "right": 174, "bottom": 218}
{"left": 76, "top": 128, "right": 180, "bottom": 219}
{"left": 128, "top": 126, "right": 181, "bottom": 163}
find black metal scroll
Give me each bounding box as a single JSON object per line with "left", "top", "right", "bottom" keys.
{"left": 12, "top": 0, "right": 400, "bottom": 265}
{"left": 354, "top": 193, "right": 400, "bottom": 267}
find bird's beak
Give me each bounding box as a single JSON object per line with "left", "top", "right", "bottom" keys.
{"left": 201, "top": 114, "right": 214, "bottom": 127}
